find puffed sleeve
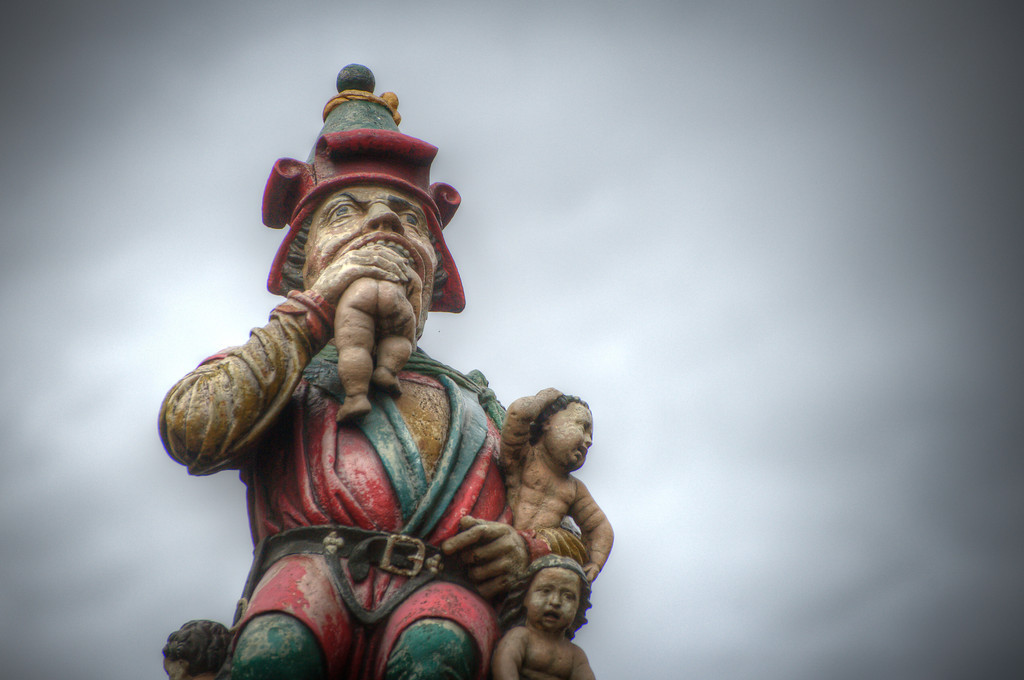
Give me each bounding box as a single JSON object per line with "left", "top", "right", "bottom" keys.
{"left": 159, "top": 290, "right": 334, "bottom": 475}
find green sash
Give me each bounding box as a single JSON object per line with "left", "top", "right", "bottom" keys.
{"left": 303, "top": 347, "right": 504, "bottom": 537}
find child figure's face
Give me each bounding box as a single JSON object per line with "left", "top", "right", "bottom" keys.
{"left": 541, "top": 402, "right": 593, "bottom": 472}
{"left": 525, "top": 567, "right": 581, "bottom": 635}
{"left": 163, "top": 657, "right": 188, "bottom": 680}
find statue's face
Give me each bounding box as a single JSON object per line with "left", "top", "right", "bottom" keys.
{"left": 541, "top": 403, "right": 593, "bottom": 473}
{"left": 525, "top": 567, "right": 581, "bottom": 635}
{"left": 303, "top": 184, "right": 438, "bottom": 332}
{"left": 163, "top": 657, "right": 188, "bottom": 680}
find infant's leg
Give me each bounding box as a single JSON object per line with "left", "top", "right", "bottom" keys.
{"left": 373, "top": 335, "right": 413, "bottom": 395}
{"left": 370, "top": 280, "right": 416, "bottom": 395}
{"left": 333, "top": 281, "right": 379, "bottom": 422}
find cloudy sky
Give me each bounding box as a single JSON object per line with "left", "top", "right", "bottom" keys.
{"left": 1, "top": 2, "right": 1022, "bottom": 678}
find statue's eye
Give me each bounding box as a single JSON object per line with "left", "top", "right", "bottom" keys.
{"left": 331, "top": 204, "right": 354, "bottom": 219}
{"left": 402, "top": 212, "right": 419, "bottom": 227}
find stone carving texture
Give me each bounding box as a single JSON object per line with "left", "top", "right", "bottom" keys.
{"left": 159, "top": 65, "right": 609, "bottom": 680}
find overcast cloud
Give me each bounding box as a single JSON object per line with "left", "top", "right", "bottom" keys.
{"left": 1, "top": 2, "right": 1022, "bottom": 679}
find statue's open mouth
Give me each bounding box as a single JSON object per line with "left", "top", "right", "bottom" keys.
{"left": 542, "top": 611, "right": 563, "bottom": 625}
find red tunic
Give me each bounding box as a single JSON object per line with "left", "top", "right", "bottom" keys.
{"left": 238, "top": 372, "right": 511, "bottom": 680}
{"left": 159, "top": 293, "right": 548, "bottom": 679}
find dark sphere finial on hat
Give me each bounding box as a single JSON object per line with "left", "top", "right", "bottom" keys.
{"left": 322, "top": 65, "right": 401, "bottom": 127}
{"left": 337, "top": 64, "right": 375, "bottom": 94}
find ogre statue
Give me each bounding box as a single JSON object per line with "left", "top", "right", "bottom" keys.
{"left": 159, "top": 65, "right": 596, "bottom": 680}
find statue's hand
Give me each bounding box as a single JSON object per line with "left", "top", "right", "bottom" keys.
{"left": 583, "top": 561, "right": 601, "bottom": 583}
{"left": 441, "top": 516, "right": 529, "bottom": 599}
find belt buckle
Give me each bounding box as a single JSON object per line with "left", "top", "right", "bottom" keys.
{"left": 380, "top": 534, "right": 426, "bottom": 578}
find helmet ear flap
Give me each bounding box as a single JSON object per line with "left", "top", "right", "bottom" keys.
{"left": 430, "top": 182, "right": 460, "bottom": 228}
{"left": 263, "top": 159, "right": 314, "bottom": 228}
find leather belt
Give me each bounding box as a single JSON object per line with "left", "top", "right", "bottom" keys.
{"left": 236, "top": 525, "right": 462, "bottom": 626}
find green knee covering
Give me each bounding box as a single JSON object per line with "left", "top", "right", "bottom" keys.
{"left": 385, "top": 618, "right": 478, "bottom": 680}
{"left": 231, "top": 613, "right": 326, "bottom": 680}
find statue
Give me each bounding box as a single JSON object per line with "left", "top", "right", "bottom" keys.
{"left": 163, "top": 621, "right": 231, "bottom": 680}
{"left": 500, "top": 389, "right": 614, "bottom": 583}
{"left": 159, "top": 65, "right": 607, "bottom": 679}
{"left": 492, "top": 555, "right": 596, "bottom": 680}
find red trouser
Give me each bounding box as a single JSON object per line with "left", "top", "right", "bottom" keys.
{"left": 240, "top": 554, "right": 499, "bottom": 680}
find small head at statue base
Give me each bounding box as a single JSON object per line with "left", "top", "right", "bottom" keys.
{"left": 162, "top": 620, "right": 230, "bottom": 680}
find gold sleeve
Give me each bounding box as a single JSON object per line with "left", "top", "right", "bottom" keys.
{"left": 158, "top": 291, "right": 334, "bottom": 475}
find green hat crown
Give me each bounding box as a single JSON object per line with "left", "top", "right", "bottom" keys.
{"left": 317, "top": 64, "right": 401, "bottom": 140}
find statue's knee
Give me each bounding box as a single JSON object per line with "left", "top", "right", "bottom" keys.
{"left": 385, "top": 618, "right": 478, "bottom": 680}
{"left": 231, "top": 613, "right": 325, "bottom": 680}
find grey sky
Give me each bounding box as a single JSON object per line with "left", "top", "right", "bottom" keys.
{"left": 1, "top": 2, "right": 1022, "bottom": 678}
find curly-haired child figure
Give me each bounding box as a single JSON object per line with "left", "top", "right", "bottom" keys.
{"left": 500, "top": 389, "right": 614, "bottom": 582}
{"left": 492, "top": 555, "right": 596, "bottom": 680}
{"left": 162, "top": 620, "right": 230, "bottom": 680}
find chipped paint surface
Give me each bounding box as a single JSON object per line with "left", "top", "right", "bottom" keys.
{"left": 237, "top": 553, "right": 500, "bottom": 678}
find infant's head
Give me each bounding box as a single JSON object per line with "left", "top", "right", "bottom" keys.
{"left": 500, "top": 554, "right": 592, "bottom": 639}
{"left": 530, "top": 395, "right": 593, "bottom": 473}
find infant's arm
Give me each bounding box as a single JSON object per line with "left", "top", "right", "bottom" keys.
{"left": 569, "top": 478, "right": 614, "bottom": 581}
{"left": 500, "top": 388, "right": 563, "bottom": 470}
{"left": 491, "top": 627, "right": 529, "bottom": 680}
{"left": 569, "top": 643, "right": 596, "bottom": 680}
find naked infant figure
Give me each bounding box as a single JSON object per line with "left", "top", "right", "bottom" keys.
{"left": 333, "top": 271, "right": 415, "bottom": 422}
{"left": 500, "top": 389, "right": 614, "bottom": 582}
{"left": 492, "top": 555, "right": 596, "bottom": 680}
{"left": 316, "top": 180, "right": 434, "bottom": 422}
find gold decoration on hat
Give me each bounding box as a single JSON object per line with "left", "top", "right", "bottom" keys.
{"left": 322, "top": 90, "right": 402, "bottom": 125}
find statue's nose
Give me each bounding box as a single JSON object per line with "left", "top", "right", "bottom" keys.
{"left": 364, "top": 202, "right": 401, "bottom": 233}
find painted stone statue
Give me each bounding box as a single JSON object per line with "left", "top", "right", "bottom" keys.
{"left": 492, "top": 555, "right": 596, "bottom": 680}
{"left": 500, "top": 389, "right": 614, "bottom": 583}
{"left": 163, "top": 621, "right": 231, "bottom": 680}
{"left": 159, "top": 65, "right": 594, "bottom": 680}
